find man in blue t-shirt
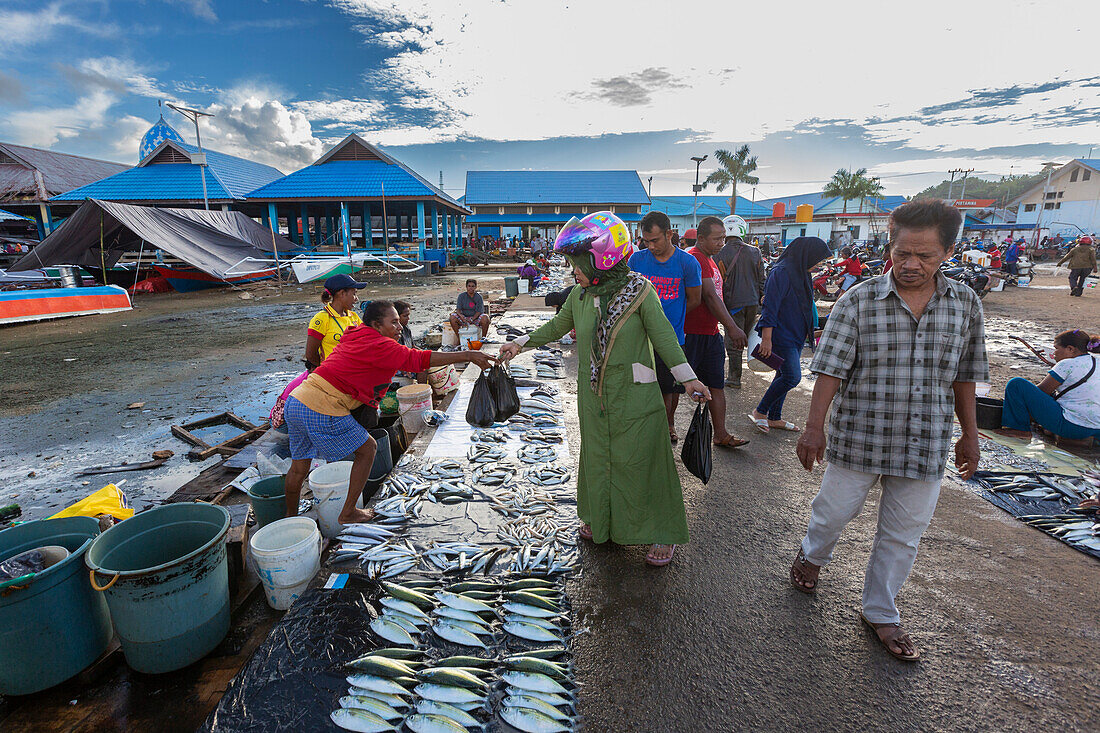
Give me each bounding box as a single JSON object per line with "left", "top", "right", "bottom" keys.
{"left": 629, "top": 210, "right": 703, "bottom": 443}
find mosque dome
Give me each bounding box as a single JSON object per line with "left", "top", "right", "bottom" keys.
{"left": 138, "top": 115, "right": 185, "bottom": 161}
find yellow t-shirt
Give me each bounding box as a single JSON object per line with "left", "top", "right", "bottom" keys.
{"left": 307, "top": 306, "right": 362, "bottom": 362}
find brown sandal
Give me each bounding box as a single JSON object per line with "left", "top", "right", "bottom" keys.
{"left": 860, "top": 613, "right": 921, "bottom": 662}
{"left": 790, "top": 548, "right": 818, "bottom": 593}
{"left": 714, "top": 435, "right": 750, "bottom": 449}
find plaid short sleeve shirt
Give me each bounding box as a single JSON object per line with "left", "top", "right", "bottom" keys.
{"left": 810, "top": 272, "right": 989, "bottom": 481}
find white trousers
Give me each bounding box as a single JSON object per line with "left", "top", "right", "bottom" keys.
{"left": 800, "top": 463, "right": 941, "bottom": 624}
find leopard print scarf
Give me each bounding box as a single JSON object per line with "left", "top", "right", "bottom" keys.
{"left": 589, "top": 271, "right": 649, "bottom": 394}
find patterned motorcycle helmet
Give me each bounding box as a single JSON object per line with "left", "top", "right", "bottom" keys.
{"left": 723, "top": 214, "right": 749, "bottom": 238}
{"left": 553, "top": 211, "right": 633, "bottom": 271}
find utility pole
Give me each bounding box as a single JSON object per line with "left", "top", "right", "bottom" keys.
{"left": 691, "top": 155, "right": 707, "bottom": 228}
{"left": 946, "top": 168, "right": 963, "bottom": 201}
{"left": 167, "top": 103, "right": 214, "bottom": 210}
{"left": 958, "top": 168, "right": 975, "bottom": 200}
{"left": 647, "top": 176, "right": 653, "bottom": 199}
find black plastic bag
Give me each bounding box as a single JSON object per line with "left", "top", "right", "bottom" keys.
{"left": 486, "top": 364, "right": 521, "bottom": 422}
{"left": 680, "top": 402, "right": 712, "bottom": 483}
{"left": 465, "top": 370, "right": 498, "bottom": 427}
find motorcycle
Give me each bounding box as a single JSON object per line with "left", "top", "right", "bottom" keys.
{"left": 941, "top": 259, "right": 991, "bottom": 298}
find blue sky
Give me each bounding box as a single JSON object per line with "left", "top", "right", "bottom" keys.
{"left": 1, "top": 0, "right": 1098, "bottom": 197}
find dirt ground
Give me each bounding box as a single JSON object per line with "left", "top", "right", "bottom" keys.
{"left": 0, "top": 267, "right": 507, "bottom": 520}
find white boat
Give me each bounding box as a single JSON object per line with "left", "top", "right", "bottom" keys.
{"left": 289, "top": 252, "right": 424, "bottom": 283}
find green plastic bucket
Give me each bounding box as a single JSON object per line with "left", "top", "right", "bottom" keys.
{"left": 504, "top": 276, "right": 519, "bottom": 298}
{"left": 85, "top": 503, "right": 230, "bottom": 674}
{"left": 0, "top": 517, "right": 112, "bottom": 695}
{"left": 247, "top": 476, "right": 287, "bottom": 528}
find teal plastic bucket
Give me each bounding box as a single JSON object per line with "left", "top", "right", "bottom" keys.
{"left": 247, "top": 476, "right": 287, "bottom": 528}
{"left": 504, "top": 276, "right": 519, "bottom": 298}
{"left": 0, "top": 517, "right": 112, "bottom": 695}
{"left": 85, "top": 503, "right": 231, "bottom": 674}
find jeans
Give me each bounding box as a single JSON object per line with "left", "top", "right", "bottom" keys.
{"left": 1002, "top": 377, "right": 1100, "bottom": 439}
{"left": 1069, "top": 268, "right": 1091, "bottom": 294}
{"left": 724, "top": 305, "right": 759, "bottom": 383}
{"left": 754, "top": 342, "right": 802, "bottom": 420}
{"left": 801, "top": 463, "right": 941, "bottom": 624}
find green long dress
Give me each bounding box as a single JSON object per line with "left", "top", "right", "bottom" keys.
{"left": 522, "top": 278, "right": 694, "bottom": 545}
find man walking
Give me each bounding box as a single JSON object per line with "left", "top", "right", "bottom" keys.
{"left": 629, "top": 211, "right": 702, "bottom": 443}
{"left": 1056, "top": 235, "right": 1097, "bottom": 296}
{"left": 788, "top": 199, "right": 987, "bottom": 662}
{"left": 684, "top": 216, "right": 749, "bottom": 448}
{"left": 713, "top": 215, "right": 765, "bottom": 388}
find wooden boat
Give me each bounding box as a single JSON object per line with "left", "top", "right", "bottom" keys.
{"left": 153, "top": 265, "right": 277, "bottom": 293}
{"left": 0, "top": 285, "right": 132, "bottom": 325}
{"left": 289, "top": 257, "right": 359, "bottom": 284}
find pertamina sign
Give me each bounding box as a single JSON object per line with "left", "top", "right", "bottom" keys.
{"left": 951, "top": 199, "right": 997, "bottom": 208}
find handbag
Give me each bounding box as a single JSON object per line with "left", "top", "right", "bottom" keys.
{"left": 750, "top": 343, "right": 785, "bottom": 371}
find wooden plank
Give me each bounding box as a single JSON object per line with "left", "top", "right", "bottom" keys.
{"left": 191, "top": 425, "right": 268, "bottom": 461}
{"left": 180, "top": 412, "right": 234, "bottom": 431}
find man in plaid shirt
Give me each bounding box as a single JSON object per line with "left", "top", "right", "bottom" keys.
{"left": 789, "top": 199, "right": 987, "bottom": 662}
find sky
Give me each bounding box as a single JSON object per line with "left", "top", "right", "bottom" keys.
{"left": 1, "top": 0, "right": 1099, "bottom": 199}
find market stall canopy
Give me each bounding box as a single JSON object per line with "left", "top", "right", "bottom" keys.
{"left": 9, "top": 199, "right": 296, "bottom": 279}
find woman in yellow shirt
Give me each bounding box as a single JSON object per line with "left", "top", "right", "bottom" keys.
{"left": 305, "top": 274, "right": 364, "bottom": 369}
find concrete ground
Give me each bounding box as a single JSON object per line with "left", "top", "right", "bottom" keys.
{"left": 566, "top": 277, "right": 1100, "bottom": 732}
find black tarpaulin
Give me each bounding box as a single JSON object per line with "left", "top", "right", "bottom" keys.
{"left": 9, "top": 199, "right": 296, "bottom": 279}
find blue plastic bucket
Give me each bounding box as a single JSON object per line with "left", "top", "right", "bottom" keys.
{"left": 85, "top": 503, "right": 230, "bottom": 674}
{"left": 0, "top": 517, "right": 112, "bottom": 695}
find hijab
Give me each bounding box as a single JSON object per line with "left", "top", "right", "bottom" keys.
{"left": 566, "top": 254, "right": 648, "bottom": 394}
{"left": 772, "top": 236, "right": 832, "bottom": 340}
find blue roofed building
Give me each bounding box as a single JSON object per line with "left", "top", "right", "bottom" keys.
{"left": 247, "top": 134, "right": 468, "bottom": 259}
{"left": 646, "top": 195, "right": 770, "bottom": 235}
{"left": 464, "top": 170, "right": 650, "bottom": 241}
{"left": 744, "top": 191, "right": 908, "bottom": 246}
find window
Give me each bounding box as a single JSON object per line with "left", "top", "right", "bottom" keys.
{"left": 1044, "top": 202, "right": 1061, "bottom": 210}
{"left": 1057, "top": 191, "right": 1064, "bottom": 198}
{"left": 1045, "top": 192, "right": 1057, "bottom": 199}
{"left": 1071, "top": 169, "right": 1079, "bottom": 182}
{"left": 1085, "top": 169, "right": 1092, "bottom": 181}
{"left": 1024, "top": 204, "right": 1036, "bottom": 212}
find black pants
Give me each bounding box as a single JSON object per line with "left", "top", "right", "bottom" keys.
{"left": 1069, "top": 268, "right": 1090, "bottom": 295}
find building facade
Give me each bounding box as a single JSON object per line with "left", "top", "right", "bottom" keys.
{"left": 1010, "top": 159, "right": 1100, "bottom": 240}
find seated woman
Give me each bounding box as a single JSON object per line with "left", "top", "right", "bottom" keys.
{"left": 394, "top": 300, "right": 426, "bottom": 383}
{"left": 449, "top": 278, "right": 490, "bottom": 338}
{"left": 998, "top": 329, "right": 1100, "bottom": 442}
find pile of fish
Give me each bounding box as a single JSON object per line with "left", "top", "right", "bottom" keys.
{"left": 521, "top": 429, "right": 564, "bottom": 445}
{"left": 972, "top": 470, "right": 1099, "bottom": 504}
{"left": 473, "top": 463, "right": 517, "bottom": 487}
{"left": 1017, "top": 513, "right": 1100, "bottom": 552}
{"left": 466, "top": 444, "right": 506, "bottom": 464}
{"left": 333, "top": 578, "right": 578, "bottom": 733}
{"left": 470, "top": 428, "right": 508, "bottom": 443}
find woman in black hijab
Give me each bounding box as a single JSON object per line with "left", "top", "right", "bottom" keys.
{"left": 749, "top": 236, "right": 832, "bottom": 433}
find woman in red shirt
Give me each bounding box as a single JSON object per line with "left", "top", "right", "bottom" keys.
{"left": 836, "top": 246, "right": 863, "bottom": 295}
{"left": 283, "top": 300, "right": 494, "bottom": 524}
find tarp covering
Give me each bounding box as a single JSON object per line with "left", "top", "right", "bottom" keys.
{"left": 9, "top": 199, "right": 296, "bottom": 279}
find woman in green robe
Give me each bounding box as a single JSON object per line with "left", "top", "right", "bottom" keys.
{"left": 499, "top": 232, "right": 711, "bottom": 566}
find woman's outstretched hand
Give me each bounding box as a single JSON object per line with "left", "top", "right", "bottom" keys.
{"left": 466, "top": 351, "right": 497, "bottom": 370}
{"left": 684, "top": 380, "right": 711, "bottom": 403}
{"left": 497, "top": 342, "right": 521, "bottom": 362}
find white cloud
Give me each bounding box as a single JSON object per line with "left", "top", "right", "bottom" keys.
{"left": 0, "top": 2, "right": 118, "bottom": 55}
{"left": 321, "top": 0, "right": 1100, "bottom": 153}
{"left": 163, "top": 0, "right": 217, "bottom": 21}
{"left": 3, "top": 89, "right": 117, "bottom": 148}
{"left": 201, "top": 91, "right": 324, "bottom": 170}
{"left": 292, "top": 99, "right": 385, "bottom": 125}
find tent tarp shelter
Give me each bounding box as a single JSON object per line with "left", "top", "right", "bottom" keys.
{"left": 10, "top": 199, "right": 297, "bottom": 279}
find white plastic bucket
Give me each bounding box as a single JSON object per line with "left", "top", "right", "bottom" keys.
{"left": 518, "top": 278, "right": 530, "bottom": 294}
{"left": 442, "top": 323, "right": 459, "bottom": 347}
{"left": 308, "top": 461, "right": 354, "bottom": 538}
{"left": 249, "top": 517, "right": 321, "bottom": 610}
{"left": 397, "top": 384, "right": 433, "bottom": 434}
{"left": 458, "top": 325, "right": 479, "bottom": 349}
{"left": 427, "top": 365, "right": 460, "bottom": 395}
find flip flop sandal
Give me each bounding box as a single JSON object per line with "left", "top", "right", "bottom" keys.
{"left": 769, "top": 421, "right": 801, "bottom": 432}
{"left": 578, "top": 524, "right": 594, "bottom": 541}
{"left": 790, "top": 548, "right": 817, "bottom": 594}
{"left": 645, "top": 544, "right": 676, "bottom": 567}
{"left": 714, "top": 435, "right": 750, "bottom": 448}
{"left": 860, "top": 613, "right": 921, "bottom": 662}
{"left": 748, "top": 414, "right": 770, "bottom": 434}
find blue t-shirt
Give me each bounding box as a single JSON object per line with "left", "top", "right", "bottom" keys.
{"left": 628, "top": 248, "right": 703, "bottom": 344}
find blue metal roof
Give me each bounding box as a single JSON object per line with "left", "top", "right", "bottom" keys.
{"left": 467, "top": 212, "right": 643, "bottom": 224}
{"left": 1076, "top": 158, "right": 1100, "bottom": 171}
{"left": 51, "top": 141, "right": 283, "bottom": 202}
{"left": 464, "top": 171, "right": 649, "bottom": 205}
{"left": 751, "top": 191, "right": 837, "bottom": 212}
{"left": 648, "top": 195, "right": 770, "bottom": 218}
{"left": 247, "top": 159, "right": 465, "bottom": 209}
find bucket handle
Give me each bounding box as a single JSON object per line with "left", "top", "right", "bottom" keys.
{"left": 89, "top": 569, "right": 120, "bottom": 591}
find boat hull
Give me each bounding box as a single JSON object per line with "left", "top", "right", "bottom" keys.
{"left": 153, "top": 265, "right": 276, "bottom": 292}
{"left": 290, "top": 259, "right": 356, "bottom": 284}
{"left": 0, "top": 285, "right": 132, "bottom": 325}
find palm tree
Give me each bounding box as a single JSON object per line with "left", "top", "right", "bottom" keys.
{"left": 824, "top": 168, "right": 886, "bottom": 213}
{"left": 703, "top": 145, "right": 759, "bottom": 215}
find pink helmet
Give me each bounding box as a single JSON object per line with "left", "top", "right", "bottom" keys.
{"left": 554, "top": 211, "right": 632, "bottom": 270}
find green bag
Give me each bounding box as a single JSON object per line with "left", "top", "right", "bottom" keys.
{"left": 379, "top": 386, "right": 400, "bottom": 415}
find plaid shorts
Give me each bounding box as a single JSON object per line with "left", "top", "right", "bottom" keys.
{"left": 284, "top": 397, "right": 371, "bottom": 461}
